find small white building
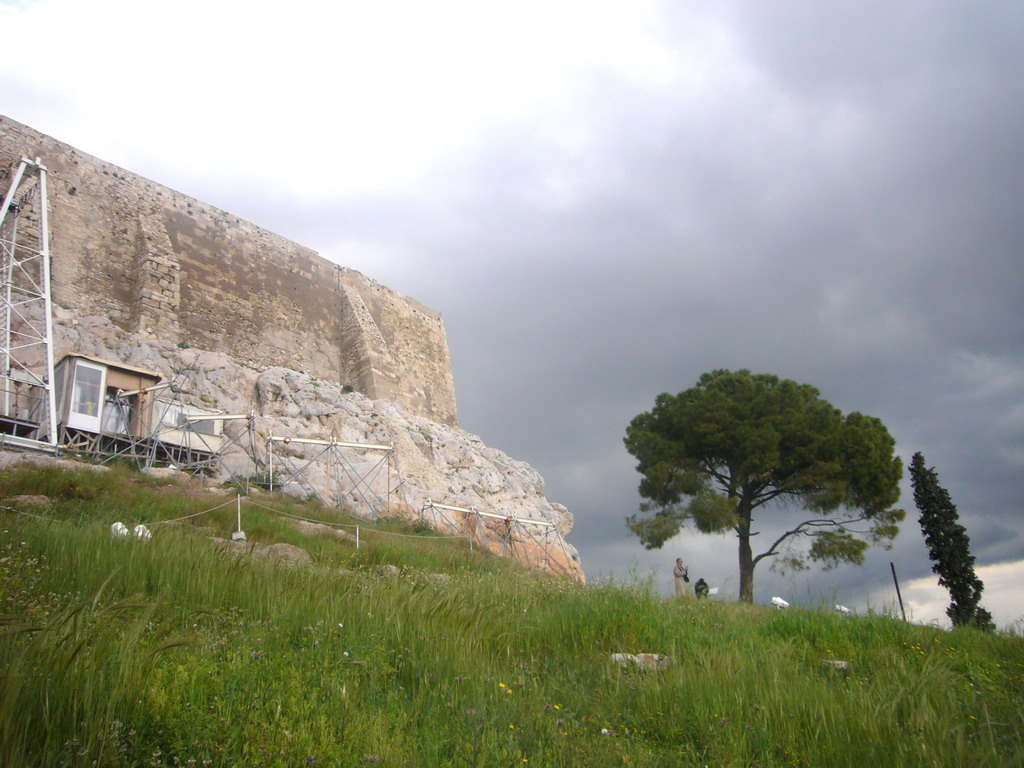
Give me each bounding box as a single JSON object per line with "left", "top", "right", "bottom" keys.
{"left": 54, "top": 354, "right": 159, "bottom": 440}
{"left": 53, "top": 354, "right": 225, "bottom": 456}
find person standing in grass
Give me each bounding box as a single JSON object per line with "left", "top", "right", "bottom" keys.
{"left": 673, "top": 557, "right": 690, "bottom": 598}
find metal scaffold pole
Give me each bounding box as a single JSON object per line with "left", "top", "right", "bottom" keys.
{"left": 0, "top": 156, "right": 58, "bottom": 452}
{"left": 36, "top": 162, "right": 57, "bottom": 447}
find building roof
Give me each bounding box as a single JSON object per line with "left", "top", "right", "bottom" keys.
{"left": 58, "top": 353, "right": 163, "bottom": 382}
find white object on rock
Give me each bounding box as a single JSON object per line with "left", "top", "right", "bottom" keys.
{"left": 133, "top": 524, "right": 152, "bottom": 540}
{"left": 771, "top": 596, "right": 790, "bottom": 609}
{"left": 110, "top": 522, "right": 129, "bottom": 538}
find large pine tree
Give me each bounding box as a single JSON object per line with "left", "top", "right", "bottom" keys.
{"left": 909, "top": 452, "right": 993, "bottom": 630}
{"left": 623, "top": 370, "right": 903, "bottom": 602}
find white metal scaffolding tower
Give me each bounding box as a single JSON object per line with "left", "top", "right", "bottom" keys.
{"left": 0, "top": 157, "right": 58, "bottom": 451}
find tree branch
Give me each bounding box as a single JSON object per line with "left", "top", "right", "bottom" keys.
{"left": 699, "top": 461, "right": 732, "bottom": 490}
{"left": 749, "top": 486, "right": 793, "bottom": 508}
{"left": 750, "top": 512, "right": 872, "bottom": 567}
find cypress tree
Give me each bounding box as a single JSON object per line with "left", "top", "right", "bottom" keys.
{"left": 909, "top": 452, "right": 994, "bottom": 630}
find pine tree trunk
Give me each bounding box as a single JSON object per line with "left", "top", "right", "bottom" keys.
{"left": 737, "top": 503, "right": 755, "bottom": 602}
{"left": 738, "top": 533, "right": 754, "bottom": 602}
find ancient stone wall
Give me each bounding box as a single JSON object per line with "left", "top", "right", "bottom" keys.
{"left": 0, "top": 116, "right": 458, "bottom": 426}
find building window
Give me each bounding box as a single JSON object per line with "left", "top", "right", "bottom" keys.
{"left": 66, "top": 361, "right": 106, "bottom": 432}
{"left": 72, "top": 365, "right": 102, "bottom": 418}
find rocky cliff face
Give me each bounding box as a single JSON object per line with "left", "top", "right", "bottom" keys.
{"left": 54, "top": 311, "right": 583, "bottom": 581}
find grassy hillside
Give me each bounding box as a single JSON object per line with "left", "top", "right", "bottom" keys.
{"left": 1, "top": 460, "right": 1021, "bottom": 767}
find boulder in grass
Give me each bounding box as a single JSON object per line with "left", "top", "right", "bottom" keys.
{"left": 141, "top": 467, "right": 183, "bottom": 480}
{"left": 4, "top": 494, "right": 50, "bottom": 507}
{"left": 609, "top": 653, "right": 672, "bottom": 671}
{"left": 295, "top": 520, "right": 357, "bottom": 543}
{"left": 822, "top": 659, "right": 851, "bottom": 671}
{"left": 210, "top": 537, "right": 312, "bottom": 566}
{"left": 258, "top": 542, "right": 314, "bottom": 565}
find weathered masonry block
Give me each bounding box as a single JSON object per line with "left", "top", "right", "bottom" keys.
{"left": 0, "top": 116, "right": 459, "bottom": 427}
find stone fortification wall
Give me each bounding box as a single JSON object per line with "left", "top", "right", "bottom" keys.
{"left": 0, "top": 116, "right": 458, "bottom": 427}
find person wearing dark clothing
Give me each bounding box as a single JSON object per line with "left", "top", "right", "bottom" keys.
{"left": 694, "top": 578, "right": 709, "bottom": 599}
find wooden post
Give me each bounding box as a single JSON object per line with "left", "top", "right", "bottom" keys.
{"left": 890, "top": 562, "right": 907, "bottom": 622}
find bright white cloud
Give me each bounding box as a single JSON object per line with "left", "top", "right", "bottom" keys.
{"left": 1, "top": 0, "right": 701, "bottom": 199}
{"left": 877, "top": 560, "right": 1024, "bottom": 631}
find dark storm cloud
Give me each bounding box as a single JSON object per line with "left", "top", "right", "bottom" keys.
{"left": 302, "top": 1, "right": 1024, "bottom": 616}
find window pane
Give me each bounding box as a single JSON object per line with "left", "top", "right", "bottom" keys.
{"left": 190, "top": 418, "right": 217, "bottom": 436}
{"left": 159, "top": 403, "right": 182, "bottom": 428}
{"left": 72, "top": 367, "right": 102, "bottom": 417}
{"left": 101, "top": 393, "right": 130, "bottom": 434}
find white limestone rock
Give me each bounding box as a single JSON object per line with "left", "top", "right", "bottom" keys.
{"left": 49, "top": 314, "right": 583, "bottom": 580}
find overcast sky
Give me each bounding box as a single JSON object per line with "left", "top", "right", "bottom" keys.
{"left": 2, "top": 0, "right": 1021, "bottom": 628}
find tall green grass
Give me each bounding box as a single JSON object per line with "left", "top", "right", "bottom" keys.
{"left": 1, "top": 462, "right": 1022, "bottom": 766}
